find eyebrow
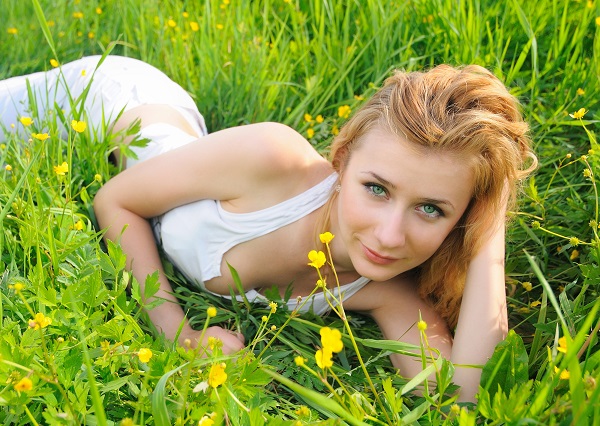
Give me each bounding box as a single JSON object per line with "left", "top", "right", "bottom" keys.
{"left": 361, "top": 171, "right": 456, "bottom": 210}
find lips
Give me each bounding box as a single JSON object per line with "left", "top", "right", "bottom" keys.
{"left": 361, "top": 243, "right": 397, "bottom": 265}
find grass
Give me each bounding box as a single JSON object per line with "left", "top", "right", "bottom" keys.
{"left": 0, "top": 0, "right": 599, "bottom": 424}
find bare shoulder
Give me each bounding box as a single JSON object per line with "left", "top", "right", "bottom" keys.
{"left": 95, "top": 122, "right": 331, "bottom": 219}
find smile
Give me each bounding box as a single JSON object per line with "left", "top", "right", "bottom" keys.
{"left": 361, "top": 244, "right": 398, "bottom": 265}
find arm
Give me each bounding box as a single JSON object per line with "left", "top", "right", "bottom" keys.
{"left": 94, "top": 122, "right": 314, "bottom": 351}
{"left": 450, "top": 220, "right": 507, "bottom": 401}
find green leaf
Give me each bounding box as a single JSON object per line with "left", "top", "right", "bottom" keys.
{"left": 480, "top": 330, "right": 529, "bottom": 400}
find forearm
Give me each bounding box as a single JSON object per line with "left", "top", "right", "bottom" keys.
{"left": 451, "top": 221, "right": 508, "bottom": 401}
{"left": 96, "top": 201, "right": 189, "bottom": 338}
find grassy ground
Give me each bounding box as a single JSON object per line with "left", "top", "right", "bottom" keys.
{"left": 0, "top": 0, "right": 599, "bottom": 424}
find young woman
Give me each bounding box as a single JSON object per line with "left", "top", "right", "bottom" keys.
{"left": 0, "top": 55, "right": 536, "bottom": 401}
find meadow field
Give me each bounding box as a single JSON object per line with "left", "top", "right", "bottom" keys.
{"left": 0, "top": 0, "right": 599, "bottom": 424}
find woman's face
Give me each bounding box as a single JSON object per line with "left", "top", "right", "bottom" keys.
{"left": 332, "top": 126, "right": 475, "bottom": 282}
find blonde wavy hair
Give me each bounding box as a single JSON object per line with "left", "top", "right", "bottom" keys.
{"left": 328, "top": 64, "right": 537, "bottom": 329}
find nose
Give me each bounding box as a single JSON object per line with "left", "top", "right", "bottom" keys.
{"left": 373, "top": 209, "right": 407, "bottom": 250}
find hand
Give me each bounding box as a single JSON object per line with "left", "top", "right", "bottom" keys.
{"left": 178, "top": 324, "right": 246, "bottom": 356}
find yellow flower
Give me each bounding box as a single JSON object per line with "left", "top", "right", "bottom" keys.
{"left": 316, "top": 114, "right": 324, "bottom": 123}
{"left": 583, "top": 168, "right": 592, "bottom": 178}
{"left": 54, "top": 162, "right": 69, "bottom": 175}
{"left": 557, "top": 336, "right": 567, "bottom": 354}
{"left": 295, "top": 406, "right": 310, "bottom": 417}
{"left": 319, "top": 232, "right": 334, "bottom": 244}
{"left": 138, "top": 348, "right": 153, "bottom": 363}
{"left": 269, "top": 301, "right": 277, "bottom": 313}
{"left": 306, "top": 128, "right": 315, "bottom": 139}
{"left": 307, "top": 250, "right": 326, "bottom": 269}
{"left": 304, "top": 113, "right": 313, "bottom": 122}
{"left": 5, "top": 164, "right": 12, "bottom": 171}
{"left": 198, "top": 416, "right": 215, "bottom": 426}
{"left": 74, "top": 220, "right": 84, "bottom": 231}
{"left": 8, "top": 27, "right": 18, "bottom": 35}
{"left": 190, "top": 21, "right": 199, "bottom": 31}
{"left": 13, "top": 282, "right": 25, "bottom": 292}
{"left": 570, "top": 249, "right": 579, "bottom": 260}
{"left": 29, "top": 312, "right": 52, "bottom": 329}
{"left": 315, "top": 347, "right": 333, "bottom": 369}
{"left": 207, "top": 306, "right": 217, "bottom": 318}
{"left": 450, "top": 404, "right": 461, "bottom": 415}
{"left": 320, "top": 327, "right": 343, "bottom": 353}
{"left": 96, "top": 7, "right": 103, "bottom": 14}
{"left": 331, "top": 124, "right": 339, "bottom": 136}
{"left": 554, "top": 366, "right": 570, "bottom": 380}
{"left": 596, "top": 16, "right": 600, "bottom": 26}
{"left": 88, "top": 32, "right": 95, "bottom": 39}
{"left": 577, "top": 88, "right": 585, "bottom": 95}
{"left": 208, "top": 362, "right": 227, "bottom": 388}
{"left": 71, "top": 120, "right": 86, "bottom": 133}
{"left": 530, "top": 301, "right": 541, "bottom": 307}
{"left": 167, "top": 19, "right": 177, "bottom": 28}
{"left": 569, "top": 237, "right": 580, "bottom": 247}
{"left": 182, "top": 11, "right": 189, "bottom": 18}
{"left": 19, "top": 116, "right": 33, "bottom": 126}
{"left": 120, "top": 418, "right": 134, "bottom": 426}
{"left": 417, "top": 320, "right": 428, "bottom": 331}
{"left": 207, "top": 336, "right": 221, "bottom": 350}
{"left": 316, "top": 279, "right": 326, "bottom": 288}
{"left": 50, "top": 59, "right": 59, "bottom": 68}
{"left": 270, "top": 325, "right": 276, "bottom": 331}
{"left": 81, "top": 69, "right": 87, "bottom": 77}
{"left": 294, "top": 356, "right": 306, "bottom": 366}
{"left": 262, "top": 315, "right": 268, "bottom": 322}
{"left": 33, "top": 132, "right": 50, "bottom": 141}
{"left": 94, "top": 174, "right": 102, "bottom": 182}
{"left": 216, "top": 24, "right": 224, "bottom": 30}
{"left": 521, "top": 281, "right": 533, "bottom": 292}
{"left": 569, "top": 108, "right": 587, "bottom": 119}
{"left": 14, "top": 377, "right": 33, "bottom": 392}
{"left": 72, "top": 11, "right": 84, "bottom": 19}
{"left": 338, "top": 105, "right": 351, "bottom": 119}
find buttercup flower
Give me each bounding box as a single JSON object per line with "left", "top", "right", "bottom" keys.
{"left": 94, "top": 174, "right": 102, "bottom": 182}
{"left": 7, "top": 27, "right": 18, "bottom": 35}
{"left": 50, "top": 59, "right": 59, "bottom": 68}
{"left": 294, "top": 356, "right": 306, "bottom": 366}
{"left": 207, "top": 336, "right": 221, "bottom": 350}
{"left": 19, "top": 116, "right": 33, "bottom": 126}
{"left": 138, "top": 348, "right": 153, "bottom": 363}
{"left": 306, "top": 128, "right": 315, "bottom": 139}
{"left": 316, "top": 114, "right": 324, "bottom": 123}
{"left": 262, "top": 315, "right": 268, "bottom": 322}
{"left": 295, "top": 406, "right": 310, "bottom": 417}
{"left": 29, "top": 312, "right": 52, "bottom": 329}
{"left": 32, "top": 133, "right": 50, "bottom": 141}
{"left": 74, "top": 220, "right": 84, "bottom": 231}
{"left": 521, "top": 281, "right": 533, "bottom": 292}
{"left": 338, "top": 105, "right": 351, "bottom": 119}
{"left": 190, "top": 21, "right": 199, "bottom": 31}
{"left": 269, "top": 301, "right": 277, "bottom": 313}
{"left": 315, "top": 347, "right": 333, "bottom": 369}
{"left": 319, "top": 232, "right": 334, "bottom": 244}
{"left": 72, "top": 12, "right": 84, "bottom": 19}
{"left": 304, "top": 113, "right": 313, "bottom": 122}
{"left": 570, "top": 249, "right": 579, "bottom": 260}
{"left": 54, "top": 162, "right": 69, "bottom": 176}
{"left": 554, "top": 366, "right": 570, "bottom": 380}
{"left": 198, "top": 416, "right": 214, "bottom": 426}
{"left": 307, "top": 250, "right": 326, "bottom": 269}
{"left": 417, "top": 320, "right": 428, "bottom": 331}
{"left": 569, "top": 108, "right": 587, "bottom": 119}
{"left": 5, "top": 164, "right": 12, "bottom": 171}
{"left": 557, "top": 336, "right": 567, "bottom": 354}
{"left": 13, "top": 282, "right": 25, "bottom": 292}
{"left": 207, "top": 306, "right": 217, "bottom": 318}
{"left": 208, "top": 362, "right": 227, "bottom": 388}
{"left": 71, "top": 120, "right": 87, "bottom": 133}
{"left": 167, "top": 19, "right": 177, "bottom": 28}
{"left": 320, "top": 327, "right": 343, "bottom": 353}
{"left": 316, "top": 278, "right": 326, "bottom": 288}
{"left": 569, "top": 237, "right": 580, "bottom": 247}
{"left": 577, "top": 88, "right": 585, "bottom": 95}
{"left": 14, "top": 377, "right": 33, "bottom": 392}
{"left": 120, "top": 418, "right": 134, "bottom": 426}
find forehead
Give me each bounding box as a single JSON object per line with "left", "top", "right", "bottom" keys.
{"left": 346, "top": 127, "right": 475, "bottom": 204}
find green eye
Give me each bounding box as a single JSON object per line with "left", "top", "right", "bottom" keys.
{"left": 420, "top": 204, "right": 442, "bottom": 218}
{"left": 371, "top": 185, "right": 385, "bottom": 196}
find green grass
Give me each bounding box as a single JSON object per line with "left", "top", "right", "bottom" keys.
{"left": 1, "top": 0, "right": 599, "bottom": 424}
